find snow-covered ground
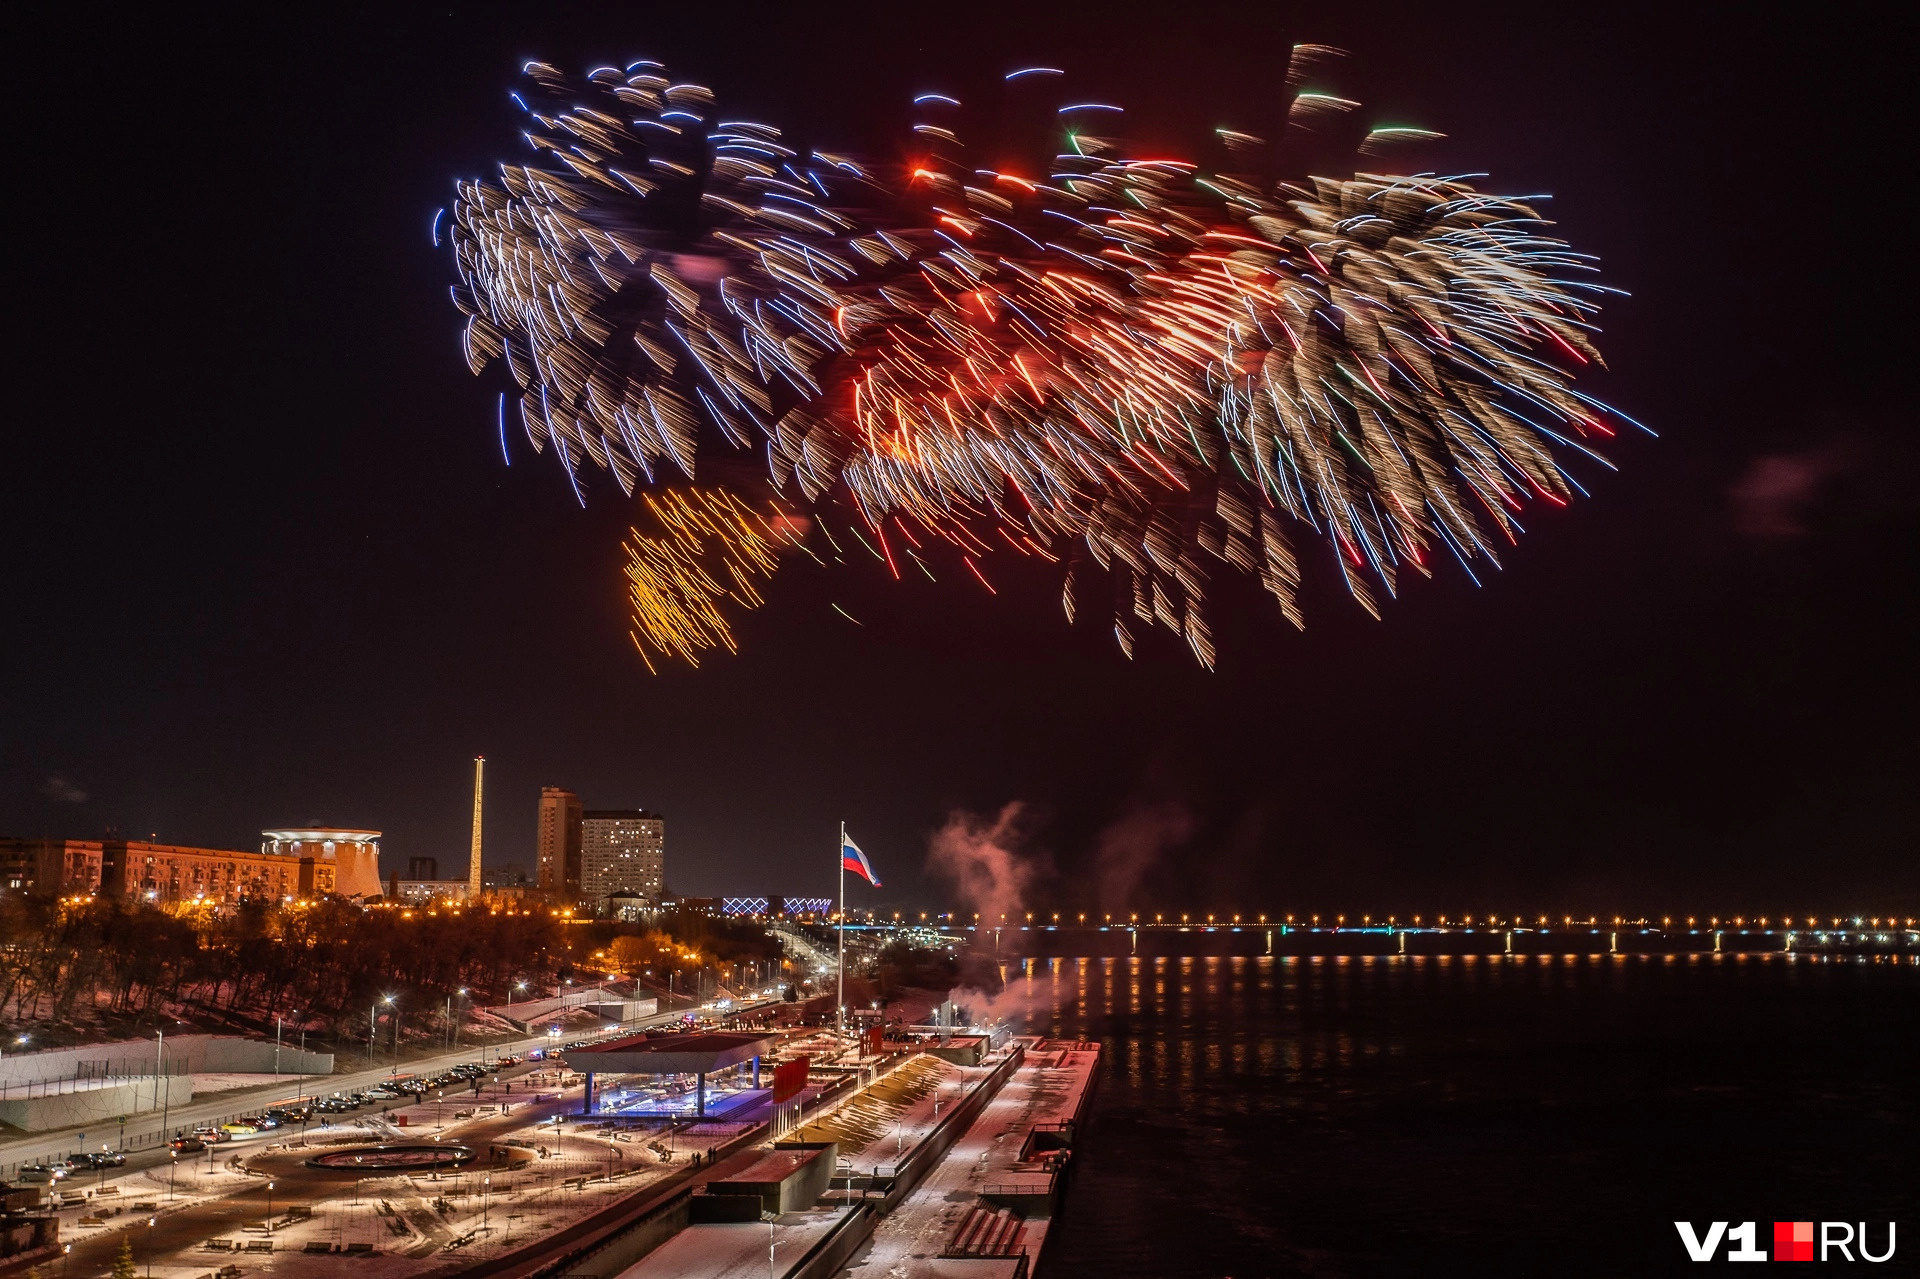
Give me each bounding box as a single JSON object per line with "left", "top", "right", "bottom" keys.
{"left": 190, "top": 1070, "right": 325, "bottom": 1094}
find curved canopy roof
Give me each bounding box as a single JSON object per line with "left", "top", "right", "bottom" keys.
{"left": 559, "top": 1031, "right": 777, "bottom": 1075}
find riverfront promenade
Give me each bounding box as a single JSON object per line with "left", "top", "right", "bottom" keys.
{"left": 842, "top": 1039, "right": 1100, "bottom": 1278}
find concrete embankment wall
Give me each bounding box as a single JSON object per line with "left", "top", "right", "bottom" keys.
{"left": 0, "top": 1034, "right": 333, "bottom": 1086}
{"left": 878, "top": 1044, "right": 1026, "bottom": 1211}
{"left": 0, "top": 1075, "right": 193, "bottom": 1133}
{"left": 0, "top": 1035, "right": 332, "bottom": 1132}
{"left": 781, "top": 1045, "right": 1030, "bottom": 1279}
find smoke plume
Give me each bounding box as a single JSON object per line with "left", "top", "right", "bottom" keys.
{"left": 926, "top": 802, "right": 1039, "bottom": 925}
{"left": 1728, "top": 446, "right": 1851, "bottom": 538}
{"left": 1092, "top": 802, "right": 1193, "bottom": 914}
{"left": 40, "top": 774, "right": 87, "bottom": 804}
{"left": 947, "top": 976, "right": 1061, "bottom": 1033}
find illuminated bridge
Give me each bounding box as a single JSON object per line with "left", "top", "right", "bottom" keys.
{"left": 843, "top": 918, "right": 1919, "bottom": 959}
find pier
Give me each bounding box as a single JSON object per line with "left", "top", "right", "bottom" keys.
{"left": 448, "top": 1031, "right": 1103, "bottom": 1279}
{"left": 842, "top": 1038, "right": 1099, "bottom": 1279}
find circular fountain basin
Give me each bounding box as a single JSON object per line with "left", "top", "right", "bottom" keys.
{"left": 305, "top": 1143, "right": 475, "bottom": 1171}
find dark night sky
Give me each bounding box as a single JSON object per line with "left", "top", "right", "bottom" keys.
{"left": 5, "top": 2, "right": 1915, "bottom": 917}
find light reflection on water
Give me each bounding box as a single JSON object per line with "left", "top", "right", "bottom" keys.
{"left": 1004, "top": 953, "right": 1917, "bottom": 1278}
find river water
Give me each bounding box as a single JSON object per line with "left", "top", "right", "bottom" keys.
{"left": 1003, "top": 953, "right": 1916, "bottom": 1277}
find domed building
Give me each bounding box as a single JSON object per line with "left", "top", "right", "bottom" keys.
{"left": 260, "top": 828, "right": 382, "bottom": 899}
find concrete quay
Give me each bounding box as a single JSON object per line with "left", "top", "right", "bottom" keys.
{"left": 463, "top": 1034, "right": 1103, "bottom": 1279}
{"left": 836, "top": 1038, "right": 1101, "bottom": 1279}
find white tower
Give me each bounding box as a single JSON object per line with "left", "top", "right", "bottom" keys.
{"left": 469, "top": 756, "right": 485, "bottom": 900}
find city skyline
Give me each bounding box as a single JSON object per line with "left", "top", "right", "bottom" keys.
{"left": 2, "top": 7, "right": 1914, "bottom": 1275}
{"left": 6, "top": 2, "right": 1915, "bottom": 917}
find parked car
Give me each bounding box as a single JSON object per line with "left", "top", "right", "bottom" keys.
{"left": 92, "top": 1151, "right": 126, "bottom": 1168}
{"left": 192, "top": 1127, "right": 229, "bottom": 1143}
{"left": 18, "top": 1165, "right": 64, "bottom": 1184}
{"left": 169, "top": 1137, "right": 206, "bottom": 1154}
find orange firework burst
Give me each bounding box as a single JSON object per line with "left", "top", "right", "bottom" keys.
{"left": 450, "top": 49, "right": 1639, "bottom": 669}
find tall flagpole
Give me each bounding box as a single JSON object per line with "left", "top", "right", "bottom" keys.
{"left": 837, "top": 821, "right": 846, "bottom": 1040}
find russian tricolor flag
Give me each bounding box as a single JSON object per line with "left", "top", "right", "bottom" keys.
{"left": 841, "top": 835, "right": 881, "bottom": 887}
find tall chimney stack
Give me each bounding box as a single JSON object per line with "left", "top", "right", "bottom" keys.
{"left": 469, "top": 755, "right": 485, "bottom": 901}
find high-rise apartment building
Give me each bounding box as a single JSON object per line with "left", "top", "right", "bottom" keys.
{"left": 537, "top": 787, "right": 583, "bottom": 898}
{"left": 581, "top": 810, "right": 666, "bottom": 907}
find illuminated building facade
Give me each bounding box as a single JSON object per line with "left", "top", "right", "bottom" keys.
{"left": 0, "top": 838, "right": 104, "bottom": 894}
{"left": 259, "top": 828, "right": 382, "bottom": 898}
{"left": 537, "top": 786, "right": 583, "bottom": 899}
{"left": 3, "top": 837, "right": 339, "bottom": 903}
{"left": 393, "top": 880, "right": 473, "bottom": 904}
{"left": 581, "top": 810, "right": 666, "bottom": 907}
{"left": 100, "top": 841, "right": 333, "bottom": 904}
{"left": 721, "top": 895, "right": 833, "bottom": 917}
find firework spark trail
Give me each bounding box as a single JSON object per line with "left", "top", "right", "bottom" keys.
{"left": 449, "top": 50, "right": 1635, "bottom": 668}
{"left": 622, "top": 486, "right": 807, "bottom": 671}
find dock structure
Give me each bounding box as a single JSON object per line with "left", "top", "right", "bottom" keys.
{"left": 464, "top": 1032, "right": 1101, "bottom": 1279}
{"left": 839, "top": 1038, "right": 1100, "bottom": 1279}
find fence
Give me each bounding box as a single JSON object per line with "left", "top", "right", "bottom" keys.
{"left": 0, "top": 1035, "right": 333, "bottom": 1088}
{"left": 0, "top": 1069, "right": 182, "bottom": 1101}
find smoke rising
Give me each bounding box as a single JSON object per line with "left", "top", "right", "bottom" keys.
{"left": 40, "top": 774, "right": 87, "bottom": 804}
{"left": 925, "top": 802, "right": 1039, "bottom": 926}
{"left": 1092, "top": 801, "right": 1193, "bottom": 914}
{"left": 1728, "top": 446, "right": 1852, "bottom": 538}
{"left": 947, "top": 976, "right": 1062, "bottom": 1033}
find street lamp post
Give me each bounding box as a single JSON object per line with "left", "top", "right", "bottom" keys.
{"left": 764, "top": 1211, "right": 787, "bottom": 1279}
{"left": 155, "top": 1030, "right": 169, "bottom": 1144}
{"left": 266, "top": 1180, "right": 275, "bottom": 1232}
{"left": 167, "top": 1150, "right": 177, "bottom": 1199}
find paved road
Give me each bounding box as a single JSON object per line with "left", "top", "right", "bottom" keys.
{"left": 0, "top": 1000, "right": 778, "bottom": 1178}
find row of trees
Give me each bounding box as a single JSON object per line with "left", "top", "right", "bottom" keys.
{"left": 0, "top": 893, "right": 783, "bottom": 1053}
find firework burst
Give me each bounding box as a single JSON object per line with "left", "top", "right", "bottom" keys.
{"left": 448, "top": 50, "right": 1637, "bottom": 668}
